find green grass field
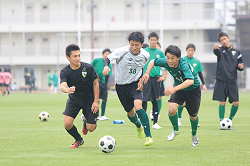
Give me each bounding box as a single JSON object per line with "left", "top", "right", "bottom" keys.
{"left": 1, "top": 91, "right": 250, "bottom": 166}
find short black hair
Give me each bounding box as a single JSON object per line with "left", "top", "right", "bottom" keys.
{"left": 142, "top": 43, "right": 149, "bottom": 49}
{"left": 65, "top": 44, "right": 80, "bottom": 57}
{"left": 217, "top": 32, "right": 229, "bottom": 42}
{"left": 186, "top": 43, "right": 196, "bottom": 51}
{"left": 148, "top": 32, "right": 159, "bottom": 40}
{"left": 48, "top": 70, "right": 50, "bottom": 72}
{"left": 157, "top": 42, "right": 161, "bottom": 48}
{"left": 128, "top": 31, "right": 144, "bottom": 44}
{"left": 165, "top": 45, "right": 181, "bottom": 58}
{"left": 102, "top": 48, "right": 111, "bottom": 55}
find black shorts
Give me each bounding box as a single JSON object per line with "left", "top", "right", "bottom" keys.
{"left": 25, "top": 81, "right": 31, "bottom": 85}
{"left": 63, "top": 95, "right": 98, "bottom": 124}
{"left": 143, "top": 77, "right": 160, "bottom": 101}
{"left": 0, "top": 83, "right": 3, "bottom": 87}
{"left": 159, "top": 81, "right": 165, "bottom": 96}
{"left": 99, "top": 81, "right": 108, "bottom": 100}
{"left": 4, "top": 84, "right": 10, "bottom": 87}
{"left": 116, "top": 81, "right": 143, "bottom": 112}
{"left": 213, "top": 79, "right": 238, "bottom": 103}
{"left": 168, "top": 86, "right": 201, "bottom": 117}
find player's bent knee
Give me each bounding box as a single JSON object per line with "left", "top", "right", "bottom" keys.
{"left": 233, "top": 102, "right": 239, "bottom": 107}
{"left": 87, "top": 124, "right": 96, "bottom": 132}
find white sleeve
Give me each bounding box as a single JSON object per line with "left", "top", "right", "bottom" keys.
{"left": 107, "top": 48, "right": 123, "bottom": 62}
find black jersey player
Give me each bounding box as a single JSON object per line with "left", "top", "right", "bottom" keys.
{"left": 60, "top": 44, "right": 99, "bottom": 148}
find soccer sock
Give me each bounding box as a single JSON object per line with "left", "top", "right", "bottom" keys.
{"left": 219, "top": 104, "right": 225, "bottom": 121}
{"left": 169, "top": 112, "right": 179, "bottom": 131}
{"left": 142, "top": 101, "right": 147, "bottom": 112}
{"left": 66, "top": 125, "right": 82, "bottom": 141}
{"left": 190, "top": 116, "right": 199, "bottom": 136}
{"left": 229, "top": 105, "right": 238, "bottom": 120}
{"left": 158, "top": 99, "right": 162, "bottom": 114}
{"left": 101, "top": 100, "right": 107, "bottom": 116}
{"left": 152, "top": 100, "right": 159, "bottom": 124}
{"left": 127, "top": 113, "right": 141, "bottom": 128}
{"left": 136, "top": 109, "right": 152, "bottom": 137}
{"left": 178, "top": 106, "right": 184, "bottom": 118}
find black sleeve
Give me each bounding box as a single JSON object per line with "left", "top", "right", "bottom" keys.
{"left": 104, "top": 58, "right": 110, "bottom": 67}
{"left": 198, "top": 72, "right": 205, "bottom": 85}
{"left": 237, "top": 51, "right": 244, "bottom": 71}
{"left": 213, "top": 48, "right": 220, "bottom": 57}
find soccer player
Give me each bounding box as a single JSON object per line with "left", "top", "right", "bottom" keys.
{"left": 90, "top": 48, "right": 112, "bottom": 121}
{"left": 52, "top": 70, "right": 58, "bottom": 94}
{"left": 142, "top": 45, "right": 201, "bottom": 146}
{"left": 143, "top": 32, "right": 168, "bottom": 129}
{"left": 47, "top": 70, "right": 52, "bottom": 94}
{"left": 0, "top": 68, "right": 4, "bottom": 96}
{"left": 24, "top": 71, "right": 31, "bottom": 93}
{"left": 3, "top": 69, "right": 12, "bottom": 96}
{"left": 156, "top": 42, "right": 166, "bottom": 121}
{"left": 213, "top": 32, "right": 244, "bottom": 128}
{"left": 178, "top": 43, "right": 207, "bottom": 127}
{"left": 60, "top": 44, "right": 99, "bottom": 148}
{"left": 103, "top": 31, "right": 153, "bottom": 146}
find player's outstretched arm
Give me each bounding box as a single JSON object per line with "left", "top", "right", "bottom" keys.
{"left": 157, "top": 70, "right": 168, "bottom": 82}
{"left": 92, "top": 78, "right": 99, "bottom": 113}
{"left": 60, "top": 82, "right": 75, "bottom": 94}
{"left": 142, "top": 60, "right": 155, "bottom": 84}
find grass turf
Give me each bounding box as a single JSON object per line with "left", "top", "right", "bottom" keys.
{"left": 0, "top": 91, "right": 249, "bottom": 166}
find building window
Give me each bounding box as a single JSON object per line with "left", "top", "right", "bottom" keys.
{"left": 27, "top": 5, "right": 32, "bottom": 9}
{"left": 174, "top": 36, "right": 179, "bottom": 40}
{"left": 42, "top": 5, "right": 48, "bottom": 9}
{"left": 27, "top": 38, "right": 33, "bottom": 42}
{"left": 43, "top": 38, "right": 48, "bottom": 42}
{"left": 126, "top": 4, "right": 131, "bottom": 7}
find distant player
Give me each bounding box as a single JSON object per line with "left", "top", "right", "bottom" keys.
{"left": 178, "top": 43, "right": 207, "bottom": 127}
{"left": 24, "top": 71, "right": 31, "bottom": 93}
{"left": 103, "top": 31, "right": 153, "bottom": 146}
{"left": 143, "top": 32, "right": 168, "bottom": 129}
{"left": 0, "top": 68, "right": 4, "bottom": 96}
{"left": 156, "top": 42, "right": 166, "bottom": 121}
{"left": 52, "top": 70, "right": 58, "bottom": 94}
{"left": 213, "top": 32, "right": 244, "bottom": 129}
{"left": 90, "top": 48, "right": 112, "bottom": 121}
{"left": 3, "top": 69, "right": 12, "bottom": 96}
{"left": 60, "top": 44, "right": 99, "bottom": 148}
{"left": 143, "top": 45, "right": 201, "bottom": 146}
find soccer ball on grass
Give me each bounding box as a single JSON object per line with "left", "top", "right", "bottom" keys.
{"left": 220, "top": 118, "right": 232, "bottom": 130}
{"left": 39, "top": 111, "right": 50, "bottom": 122}
{"left": 99, "top": 135, "right": 116, "bottom": 153}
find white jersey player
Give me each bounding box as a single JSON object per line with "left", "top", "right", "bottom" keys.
{"left": 106, "top": 45, "right": 149, "bottom": 85}
{"left": 103, "top": 31, "right": 153, "bottom": 147}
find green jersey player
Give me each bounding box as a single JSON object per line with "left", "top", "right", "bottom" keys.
{"left": 90, "top": 49, "right": 112, "bottom": 121}
{"left": 178, "top": 43, "right": 207, "bottom": 127}
{"left": 143, "top": 45, "right": 201, "bottom": 146}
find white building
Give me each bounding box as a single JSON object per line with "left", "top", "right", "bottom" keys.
{"left": 0, "top": 0, "right": 222, "bottom": 90}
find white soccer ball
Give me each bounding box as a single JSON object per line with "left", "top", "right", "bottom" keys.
{"left": 39, "top": 111, "right": 49, "bottom": 122}
{"left": 220, "top": 118, "right": 232, "bottom": 130}
{"left": 99, "top": 135, "right": 116, "bottom": 153}
{"left": 81, "top": 114, "right": 86, "bottom": 122}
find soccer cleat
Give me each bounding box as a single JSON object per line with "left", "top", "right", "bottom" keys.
{"left": 178, "top": 118, "right": 182, "bottom": 127}
{"left": 167, "top": 130, "right": 180, "bottom": 141}
{"left": 191, "top": 135, "right": 199, "bottom": 146}
{"left": 136, "top": 126, "right": 144, "bottom": 139}
{"left": 97, "top": 116, "right": 103, "bottom": 120}
{"left": 82, "top": 127, "right": 88, "bottom": 135}
{"left": 70, "top": 139, "right": 84, "bottom": 148}
{"left": 152, "top": 123, "right": 162, "bottom": 129}
{"left": 198, "top": 124, "right": 200, "bottom": 127}
{"left": 100, "top": 116, "right": 109, "bottom": 121}
{"left": 145, "top": 137, "right": 153, "bottom": 146}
